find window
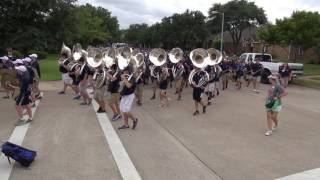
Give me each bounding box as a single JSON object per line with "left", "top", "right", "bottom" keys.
{"left": 255, "top": 55, "right": 271, "bottom": 62}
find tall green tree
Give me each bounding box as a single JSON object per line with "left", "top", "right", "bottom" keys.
{"left": 258, "top": 11, "right": 320, "bottom": 61}
{"left": 207, "top": 0, "right": 267, "bottom": 52}
{"left": 123, "top": 23, "right": 149, "bottom": 47}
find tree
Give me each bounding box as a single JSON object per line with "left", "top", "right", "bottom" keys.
{"left": 123, "top": 23, "right": 149, "bottom": 47}
{"left": 0, "top": 1, "right": 120, "bottom": 53}
{"left": 126, "top": 10, "right": 208, "bottom": 50}
{"left": 207, "top": 0, "right": 267, "bottom": 52}
{"left": 258, "top": 11, "right": 320, "bottom": 61}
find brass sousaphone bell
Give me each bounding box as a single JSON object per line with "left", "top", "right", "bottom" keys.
{"left": 188, "top": 48, "right": 210, "bottom": 88}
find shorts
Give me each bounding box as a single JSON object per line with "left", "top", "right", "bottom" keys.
{"left": 266, "top": 99, "right": 282, "bottom": 113}
{"left": 93, "top": 86, "right": 106, "bottom": 101}
{"left": 221, "top": 73, "right": 229, "bottom": 82}
{"left": 62, "top": 73, "right": 73, "bottom": 85}
{"left": 120, "top": 93, "right": 135, "bottom": 113}
{"left": 193, "top": 88, "right": 203, "bottom": 102}
{"left": 108, "top": 93, "right": 120, "bottom": 104}
{"left": 175, "top": 79, "right": 183, "bottom": 89}
{"left": 135, "top": 84, "right": 143, "bottom": 96}
{"left": 214, "top": 81, "right": 220, "bottom": 90}
{"left": 252, "top": 76, "right": 261, "bottom": 82}
{"left": 15, "top": 91, "right": 31, "bottom": 106}
{"left": 159, "top": 81, "right": 168, "bottom": 90}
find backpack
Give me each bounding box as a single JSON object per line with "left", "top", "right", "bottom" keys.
{"left": 1, "top": 141, "right": 37, "bottom": 167}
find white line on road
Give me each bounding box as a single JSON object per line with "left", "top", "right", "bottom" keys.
{"left": 91, "top": 99, "right": 142, "bottom": 180}
{"left": 275, "top": 168, "right": 320, "bottom": 180}
{"left": 0, "top": 93, "right": 43, "bottom": 180}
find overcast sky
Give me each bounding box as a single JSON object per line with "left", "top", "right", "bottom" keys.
{"left": 78, "top": 0, "right": 320, "bottom": 29}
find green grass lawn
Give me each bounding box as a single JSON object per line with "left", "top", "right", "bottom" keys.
{"left": 39, "top": 54, "right": 61, "bottom": 81}
{"left": 303, "top": 64, "right": 320, "bottom": 76}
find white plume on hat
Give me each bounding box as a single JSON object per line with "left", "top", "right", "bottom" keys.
{"left": 29, "top": 54, "right": 38, "bottom": 59}
{"left": 0, "top": 56, "right": 9, "bottom": 61}
{"left": 15, "top": 65, "right": 27, "bottom": 72}
{"left": 23, "top": 57, "right": 32, "bottom": 63}
{"left": 13, "top": 59, "right": 24, "bottom": 65}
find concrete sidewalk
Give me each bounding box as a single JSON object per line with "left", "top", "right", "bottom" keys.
{"left": 8, "top": 91, "right": 121, "bottom": 180}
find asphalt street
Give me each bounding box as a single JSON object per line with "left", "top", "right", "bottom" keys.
{"left": 0, "top": 81, "right": 319, "bottom": 180}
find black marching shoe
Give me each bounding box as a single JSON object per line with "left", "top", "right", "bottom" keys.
{"left": 118, "top": 125, "right": 130, "bottom": 130}
{"left": 193, "top": 111, "right": 200, "bottom": 116}
{"left": 203, "top": 106, "right": 207, "bottom": 114}
{"left": 97, "top": 107, "right": 105, "bottom": 113}
{"left": 132, "top": 118, "right": 138, "bottom": 130}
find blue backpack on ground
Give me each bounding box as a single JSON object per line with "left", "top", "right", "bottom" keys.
{"left": 1, "top": 141, "right": 37, "bottom": 167}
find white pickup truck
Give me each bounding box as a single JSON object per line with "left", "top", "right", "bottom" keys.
{"left": 239, "top": 53, "right": 304, "bottom": 83}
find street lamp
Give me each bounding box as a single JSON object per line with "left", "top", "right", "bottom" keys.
{"left": 206, "top": 11, "right": 225, "bottom": 53}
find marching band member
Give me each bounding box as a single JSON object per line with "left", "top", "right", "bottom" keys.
{"left": 205, "top": 65, "right": 215, "bottom": 105}
{"left": 93, "top": 66, "right": 107, "bottom": 113}
{"left": 191, "top": 68, "right": 207, "bottom": 116}
{"left": 174, "top": 62, "right": 185, "bottom": 100}
{"left": 150, "top": 65, "right": 158, "bottom": 100}
{"left": 220, "top": 59, "right": 230, "bottom": 90}
{"left": 58, "top": 53, "right": 76, "bottom": 94}
{"left": 8, "top": 65, "right": 33, "bottom": 126}
{"left": 251, "top": 58, "right": 263, "bottom": 93}
{"left": 118, "top": 66, "right": 139, "bottom": 130}
{"left": 158, "top": 67, "right": 170, "bottom": 107}
{"left": 245, "top": 59, "right": 253, "bottom": 87}
{"left": 235, "top": 60, "right": 246, "bottom": 90}
{"left": 29, "top": 54, "right": 42, "bottom": 99}
{"left": 77, "top": 57, "right": 92, "bottom": 105}
{"left": 106, "top": 64, "right": 122, "bottom": 121}
{"left": 0, "top": 56, "right": 15, "bottom": 98}
{"left": 214, "top": 63, "right": 222, "bottom": 96}
{"left": 135, "top": 67, "right": 144, "bottom": 106}
{"left": 23, "top": 57, "right": 39, "bottom": 106}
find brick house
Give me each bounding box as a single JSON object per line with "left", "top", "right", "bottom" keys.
{"left": 210, "top": 27, "right": 319, "bottom": 62}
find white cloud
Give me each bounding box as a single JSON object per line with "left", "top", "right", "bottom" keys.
{"left": 78, "top": 0, "right": 320, "bottom": 29}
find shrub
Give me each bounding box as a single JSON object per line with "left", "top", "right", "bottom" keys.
{"left": 307, "top": 59, "right": 315, "bottom": 64}
{"left": 12, "top": 50, "right": 22, "bottom": 58}
{"left": 28, "top": 50, "right": 48, "bottom": 60}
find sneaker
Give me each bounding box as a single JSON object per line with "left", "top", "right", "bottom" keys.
{"left": 80, "top": 102, "right": 87, "bottom": 105}
{"left": 15, "top": 119, "right": 27, "bottom": 126}
{"left": 132, "top": 118, "right": 138, "bottom": 130}
{"left": 203, "top": 106, "right": 207, "bottom": 114}
{"left": 26, "top": 119, "right": 33, "bottom": 123}
{"left": 208, "top": 102, "right": 212, "bottom": 106}
{"left": 58, "top": 91, "right": 65, "bottom": 95}
{"left": 111, "top": 114, "right": 117, "bottom": 121}
{"left": 264, "top": 130, "right": 273, "bottom": 136}
{"left": 115, "top": 114, "right": 122, "bottom": 121}
{"left": 193, "top": 111, "right": 199, "bottom": 116}
{"left": 2, "top": 95, "right": 9, "bottom": 99}
{"left": 118, "top": 125, "right": 130, "bottom": 130}
{"left": 150, "top": 95, "right": 155, "bottom": 100}
{"left": 73, "top": 94, "right": 81, "bottom": 100}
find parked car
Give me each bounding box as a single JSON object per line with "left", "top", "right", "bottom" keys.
{"left": 239, "top": 53, "right": 304, "bottom": 83}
